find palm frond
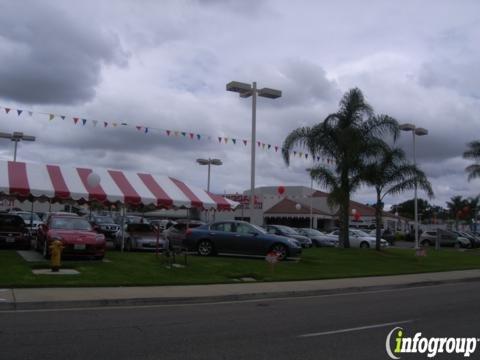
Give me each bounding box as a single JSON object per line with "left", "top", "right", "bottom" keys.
{"left": 466, "top": 164, "right": 480, "bottom": 181}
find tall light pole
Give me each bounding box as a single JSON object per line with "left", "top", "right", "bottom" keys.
{"left": 306, "top": 168, "right": 314, "bottom": 229}
{"left": 196, "top": 158, "right": 223, "bottom": 192}
{"left": 226, "top": 81, "right": 282, "bottom": 224}
{"left": 0, "top": 131, "right": 36, "bottom": 162}
{"left": 399, "top": 123, "right": 428, "bottom": 249}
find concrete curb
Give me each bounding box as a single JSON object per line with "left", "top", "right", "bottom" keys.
{"left": 3, "top": 276, "right": 480, "bottom": 311}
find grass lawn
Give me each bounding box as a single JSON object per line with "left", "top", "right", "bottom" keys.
{"left": 1, "top": 247, "right": 480, "bottom": 288}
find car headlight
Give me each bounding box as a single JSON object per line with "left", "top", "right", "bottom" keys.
{"left": 287, "top": 239, "right": 300, "bottom": 247}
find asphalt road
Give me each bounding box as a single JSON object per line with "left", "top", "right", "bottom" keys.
{"left": 1, "top": 282, "right": 480, "bottom": 360}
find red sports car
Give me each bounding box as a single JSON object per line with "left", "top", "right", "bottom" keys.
{"left": 37, "top": 214, "right": 106, "bottom": 259}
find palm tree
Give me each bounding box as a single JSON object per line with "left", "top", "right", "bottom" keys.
{"left": 282, "top": 88, "right": 399, "bottom": 248}
{"left": 446, "top": 195, "right": 467, "bottom": 230}
{"left": 362, "top": 145, "right": 433, "bottom": 250}
{"left": 463, "top": 141, "right": 480, "bottom": 180}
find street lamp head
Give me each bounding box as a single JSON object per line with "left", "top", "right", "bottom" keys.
{"left": 196, "top": 159, "right": 209, "bottom": 166}
{"left": 210, "top": 159, "right": 223, "bottom": 166}
{"left": 226, "top": 81, "right": 252, "bottom": 97}
{"left": 415, "top": 127, "right": 428, "bottom": 136}
{"left": 399, "top": 123, "right": 416, "bottom": 131}
{"left": 257, "top": 87, "right": 282, "bottom": 99}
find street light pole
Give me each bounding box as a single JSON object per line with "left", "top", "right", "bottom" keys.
{"left": 399, "top": 123, "right": 428, "bottom": 250}
{"left": 306, "top": 168, "right": 313, "bottom": 229}
{"left": 227, "top": 81, "right": 282, "bottom": 225}
{"left": 0, "top": 131, "right": 36, "bottom": 162}
{"left": 197, "top": 158, "right": 223, "bottom": 222}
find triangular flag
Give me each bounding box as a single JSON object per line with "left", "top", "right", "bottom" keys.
{"left": 299, "top": 152, "right": 303, "bottom": 157}
{"left": 218, "top": 137, "right": 222, "bottom": 143}
{"left": 262, "top": 143, "right": 265, "bottom": 149}
{"left": 73, "top": 117, "right": 79, "bottom": 124}
{"left": 16, "top": 109, "right": 22, "bottom": 116}
{"left": 189, "top": 133, "right": 194, "bottom": 139}
{"left": 28, "top": 111, "right": 33, "bottom": 116}
{"left": 49, "top": 114, "right": 55, "bottom": 121}
{"left": 112, "top": 122, "right": 117, "bottom": 127}
{"left": 294, "top": 151, "right": 297, "bottom": 156}
{"left": 267, "top": 144, "right": 271, "bottom": 150}
{"left": 166, "top": 130, "right": 171, "bottom": 136}
{"left": 82, "top": 119, "right": 87, "bottom": 126}
{"left": 232, "top": 139, "right": 236, "bottom": 144}
{"left": 196, "top": 134, "right": 201, "bottom": 140}
{"left": 4, "top": 108, "right": 10, "bottom": 114}
{"left": 243, "top": 140, "right": 247, "bottom": 146}
{"left": 257, "top": 141, "right": 261, "bottom": 147}
{"left": 275, "top": 146, "right": 279, "bottom": 152}
{"left": 180, "top": 132, "right": 185, "bottom": 137}
{"left": 60, "top": 115, "right": 66, "bottom": 120}
{"left": 92, "top": 120, "right": 98, "bottom": 127}
{"left": 145, "top": 127, "right": 149, "bottom": 133}
{"left": 174, "top": 131, "right": 179, "bottom": 136}
{"left": 305, "top": 153, "right": 308, "bottom": 159}
{"left": 121, "top": 123, "right": 128, "bottom": 126}
{"left": 104, "top": 122, "right": 108, "bottom": 128}
{"left": 224, "top": 137, "right": 228, "bottom": 144}
{"left": 136, "top": 126, "right": 142, "bottom": 131}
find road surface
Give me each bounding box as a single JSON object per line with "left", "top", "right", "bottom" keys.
{"left": 1, "top": 281, "right": 480, "bottom": 359}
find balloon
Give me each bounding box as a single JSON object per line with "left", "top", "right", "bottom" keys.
{"left": 277, "top": 186, "right": 285, "bottom": 195}
{"left": 87, "top": 172, "right": 101, "bottom": 188}
{"left": 295, "top": 203, "right": 301, "bottom": 210}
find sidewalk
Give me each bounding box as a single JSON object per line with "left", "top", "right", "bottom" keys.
{"left": 2, "top": 269, "right": 480, "bottom": 311}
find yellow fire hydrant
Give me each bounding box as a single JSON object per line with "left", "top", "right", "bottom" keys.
{"left": 50, "top": 239, "right": 64, "bottom": 272}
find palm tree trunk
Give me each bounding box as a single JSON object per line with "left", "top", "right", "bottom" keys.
{"left": 375, "top": 190, "right": 382, "bottom": 251}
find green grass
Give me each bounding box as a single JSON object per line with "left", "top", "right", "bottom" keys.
{"left": 1, "top": 247, "right": 480, "bottom": 288}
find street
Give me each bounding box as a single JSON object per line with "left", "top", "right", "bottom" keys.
{"left": 1, "top": 281, "right": 480, "bottom": 360}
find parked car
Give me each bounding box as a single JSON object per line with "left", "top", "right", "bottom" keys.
{"left": 420, "top": 230, "right": 470, "bottom": 248}
{"left": 9, "top": 211, "right": 43, "bottom": 236}
{"left": 0, "top": 213, "right": 31, "bottom": 249}
{"left": 295, "top": 228, "right": 338, "bottom": 247}
{"left": 184, "top": 220, "right": 302, "bottom": 260}
{"left": 328, "top": 228, "right": 389, "bottom": 248}
{"left": 115, "top": 223, "right": 166, "bottom": 251}
{"left": 264, "top": 225, "right": 312, "bottom": 248}
{"left": 163, "top": 220, "right": 205, "bottom": 248}
{"left": 459, "top": 231, "right": 480, "bottom": 248}
{"left": 37, "top": 214, "right": 106, "bottom": 259}
{"left": 88, "top": 215, "right": 120, "bottom": 240}
{"left": 150, "top": 219, "right": 177, "bottom": 231}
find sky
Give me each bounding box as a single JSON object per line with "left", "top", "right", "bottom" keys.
{"left": 0, "top": 0, "right": 479, "bottom": 209}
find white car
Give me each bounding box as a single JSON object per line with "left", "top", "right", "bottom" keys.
{"left": 328, "top": 229, "right": 389, "bottom": 248}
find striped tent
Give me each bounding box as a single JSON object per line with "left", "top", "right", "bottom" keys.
{"left": 0, "top": 161, "right": 238, "bottom": 210}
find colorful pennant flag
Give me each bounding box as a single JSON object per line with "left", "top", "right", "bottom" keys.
{"left": 16, "top": 110, "right": 22, "bottom": 116}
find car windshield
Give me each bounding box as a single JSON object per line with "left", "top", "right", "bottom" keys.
{"left": 50, "top": 217, "right": 92, "bottom": 231}
{"left": 302, "top": 228, "right": 324, "bottom": 236}
{"left": 276, "top": 226, "right": 299, "bottom": 235}
{"left": 0, "top": 215, "right": 25, "bottom": 231}
{"left": 16, "top": 212, "right": 41, "bottom": 222}
{"left": 350, "top": 229, "right": 370, "bottom": 236}
{"left": 250, "top": 224, "right": 267, "bottom": 234}
{"left": 95, "top": 216, "right": 115, "bottom": 224}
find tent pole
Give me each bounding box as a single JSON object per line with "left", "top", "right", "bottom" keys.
{"left": 121, "top": 205, "right": 126, "bottom": 252}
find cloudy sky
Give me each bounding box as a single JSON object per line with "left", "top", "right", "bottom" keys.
{"left": 0, "top": 0, "right": 479, "bottom": 209}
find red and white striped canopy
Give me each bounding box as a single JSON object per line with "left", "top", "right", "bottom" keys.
{"left": 0, "top": 161, "right": 238, "bottom": 210}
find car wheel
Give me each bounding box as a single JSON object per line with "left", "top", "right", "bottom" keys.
{"left": 43, "top": 240, "right": 50, "bottom": 259}
{"left": 94, "top": 255, "right": 104, "bottom": 260}
{"left": 197, "top": 240, "right": 214, "bottom": 256}
{"left": 270, "top": 243, "right": 288, "bottom": 260}
{"left": 360, "top": 241, "right": 370, "bottom": 249}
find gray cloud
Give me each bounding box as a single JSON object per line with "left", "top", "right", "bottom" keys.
{"left": 0, "top": 1, "right": 128, "bottom": 105}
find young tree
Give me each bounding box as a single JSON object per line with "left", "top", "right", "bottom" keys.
{"left": 362, "top": 145, "right": 433, "bottom": 250}
{"left": 282, "top": 88, "right": 399, "bottom": 248}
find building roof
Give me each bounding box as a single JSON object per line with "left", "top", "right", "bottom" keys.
{"left": 264, "top": 197, "right": 332, "bottom": 216}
